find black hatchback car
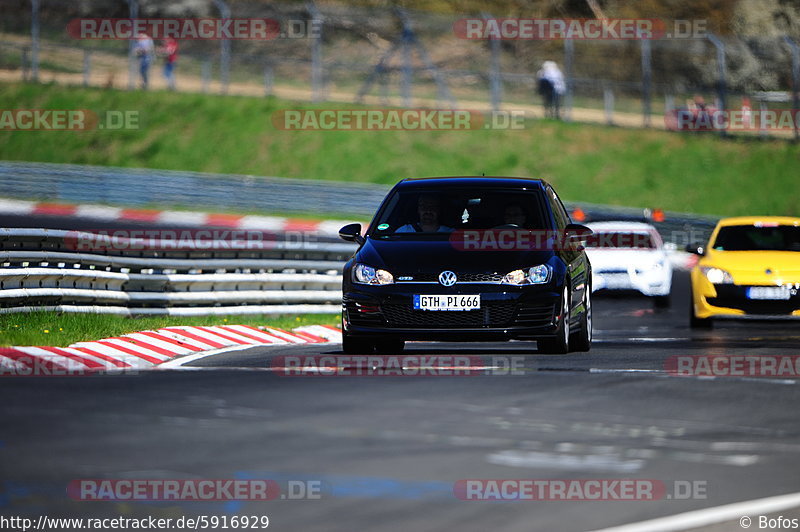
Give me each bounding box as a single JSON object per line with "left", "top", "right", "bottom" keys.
{"left": 338, "top": 177, "right": 592, "bottom": 354}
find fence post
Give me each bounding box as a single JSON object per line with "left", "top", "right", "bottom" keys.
{"left": 308, "top": 2, "right": 324, "bottom": 103}
{"left": 641, "top": 38, "right": 652, "bottom": 127}
{"left": 379, "top": 64, "right": 389, "bottom": 105}
{"left": 665, "top": 95, "right": 674, "bottom": 114}
{"left": 563, "top": 39, "right": 574, "bottom": 121}
{"left": 783, "top": 36, "right": 799, "bottom": 142}
{"left": 264, "top": 64, "right": 273, "bottom": 96}
{"left": 213, "top": 0, "right": 231, "bottom": 94}
{"left": 202, "top": 58, "right": 211, "bottom": 93}
{"left": 484, "top": 13, "right": 501, "bottom": 112}
{"left": 604, "top": 86, "right": 614, "bottom": 125}
{"left": 21, "top": 47, "right": 30, "bottom": 81}
{"left": 706, "top": 33, "right": 727, "bottom": 137}
{"left": 401, "top": 19, "right": 412, "bottom": 107}
{"left": 126, "top": 0, "right": 138, "bottom": 90}
{"left": 30, "top": 0, "right": 40, "bottom": 82}
{"left": 83, "top": 50, "right": 91, "bottom": 87}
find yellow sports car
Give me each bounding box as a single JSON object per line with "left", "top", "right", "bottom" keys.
{"left": 687, "top": 216, "right": 800, "bottom": 328}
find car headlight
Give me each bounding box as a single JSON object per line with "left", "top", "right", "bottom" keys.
{"left": 502, "top": 265, "right": 551, "bottom": 285}
{"left": 353, "top": 263, "right": 394, "bottom": 285}
{"left": 636, "top": 260, "right": 665, "bottom": 274}
{"left": 701, "top": 266, "right": 734, "bottom": 284}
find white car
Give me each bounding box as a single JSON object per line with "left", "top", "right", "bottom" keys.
{"left": 585, "top": 221, "right": 672, "bottom": 307}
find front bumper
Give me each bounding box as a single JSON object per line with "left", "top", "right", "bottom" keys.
{"left": 592, "top": 268, "right": 671, "bottom": 297}
{"left": 691, "top": 269, "right": 800, "bottom": 320}
{"left": 343, "top": 283, "right": 561, "bottom": 341}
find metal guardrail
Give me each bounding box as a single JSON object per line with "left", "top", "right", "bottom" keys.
{"left": 0, "top": 163, "right": 721, "bottom": 315}
{"left": 0, "top": 161, "right": 391, "bottom": 218}
{"left": 0, "top": 228, "right": 355, "bottom": 315}
{"left": 0, "top": 161, "right": 719, "bottom": 245}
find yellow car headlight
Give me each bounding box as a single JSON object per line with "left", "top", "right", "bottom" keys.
{"left": 701, "top": 266, "right": 734, "bottom": 284}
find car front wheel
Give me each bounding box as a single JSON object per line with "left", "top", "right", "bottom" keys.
{"left": 570, "top": 284, "right": 592, "bottom": 352}
{"left": 688, "top": 289, "right": 712, "bottom": 329}
{"left": 342, "top": 332, "right": 375, "bottom": 354}
{"left": 539, "top": 286, "right": 570, "bottom": 354}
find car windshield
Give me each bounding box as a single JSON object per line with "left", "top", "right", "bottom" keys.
{"left": 369, "top": 188, "right": 549, "bottom": 237}
{"left": 585, "top": 232, "right": 656, "bottom": 249}
{"left": 712, "top": 224, "right": 800, "bottom": 251}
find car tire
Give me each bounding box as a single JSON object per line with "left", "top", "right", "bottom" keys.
{"left": 375, "top": 340, "right": 405, "bottom": 354}
{"left": 539, "top": 286, "right": 570, "bottom": 354}
{"left": 654, "top": 294, "right": 671, "bottom": 308}
{"left": 689, "top": 292, "right": 712, "bottom": 329}
{"left": 570, "top": 285, "right": 592, "bottom": 352}
{"left": 342, "top": 333, "right": 374, "bottom": 354}
{"left": 341, "top": 315, "right": 375, "bottom": 354}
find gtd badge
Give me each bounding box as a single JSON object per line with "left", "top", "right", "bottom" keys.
{"left": 439, "top": 271, "right": 457, "bottom": 286}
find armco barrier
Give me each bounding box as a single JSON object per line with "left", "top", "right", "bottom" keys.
{"left": 0, "top": 163, "right": 720, "bottom": 315}
{"left": 0, "top": 161, "right": 719, "bottom": 247}
{"left": 0, "top": 228, "right": 354, "bottom": 315}
{"left": 0, "top": 161, "right": 390, "bottom": 218}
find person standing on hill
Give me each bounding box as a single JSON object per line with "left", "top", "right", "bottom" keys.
{"left": 161, "top": 37, "right": 179, "bottom": 90}
{"left": 134, "top": 33, "right": 155, "bottom": 89}
{"left": 537, "top": 61, "right": 566, "bottom": 119}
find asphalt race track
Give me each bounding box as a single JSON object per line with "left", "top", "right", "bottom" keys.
{"left": 2, "top": 271, "right": 800, "bottom": 532}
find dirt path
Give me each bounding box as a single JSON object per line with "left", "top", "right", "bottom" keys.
{"left": 5, "top": 65, "right": 792, "bottom": 138}
{"left": 1, "top": 62, "right": 656, "bottom": 129}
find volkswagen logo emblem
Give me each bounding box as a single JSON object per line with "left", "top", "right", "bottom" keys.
{"left": 439, "top": 271, "right": 457, "bottom": 286}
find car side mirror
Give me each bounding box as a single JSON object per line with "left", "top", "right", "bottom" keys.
{"left": 685, "top": 243, "right": 705, "bottom": 256}
{"left": 565, "top": 223, "right": 592, "bottom": 241}
{"left": 339, "top": 223, "right": 365, "bottom": 245}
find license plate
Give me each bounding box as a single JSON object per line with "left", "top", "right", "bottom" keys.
{"left": 413, "top": 294, "right": 480, "bottom": 311}
{"left": 602, "top": 273, "right": 630, "bottom": 289}
{"left": 747, "top": 286, "right": 792, "bottom": 300}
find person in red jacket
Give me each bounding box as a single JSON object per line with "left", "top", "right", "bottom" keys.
{"left": 161, "top": 37, "right": 179, "bottom": 90}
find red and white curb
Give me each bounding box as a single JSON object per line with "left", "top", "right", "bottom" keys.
{"left": 0, "top": 198, "right": 360, "bottom": 238}
{"left": 0, "top": 324, "right": 342, "bottom": 375}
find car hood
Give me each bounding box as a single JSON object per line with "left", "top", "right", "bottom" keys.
{"left": 702, "top": 250, "right": 800, "bottom": 283}
{"left": 357, "top": 237, "right": 555, "bottom": 273}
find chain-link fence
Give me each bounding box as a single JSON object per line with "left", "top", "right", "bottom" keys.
{"left": 2, "top": 1, "right": 799, "bottom": 138}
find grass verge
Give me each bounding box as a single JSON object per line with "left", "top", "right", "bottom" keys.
{"left": 0, "top": 311, "right": 339, "bottom": 347}
{"left": 1, "top": 82, "right": 799, "bottom": 217}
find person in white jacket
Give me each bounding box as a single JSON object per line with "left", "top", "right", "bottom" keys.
{"left": 133, "top": 33, "right": 155, "bottom": 89}
{"left": 537, "top": 61, "right": 566, "bottom": 119}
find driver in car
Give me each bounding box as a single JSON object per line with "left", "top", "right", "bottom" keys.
{"left": 501, "top": 203, "right": 527, "bottom": 227}
{"left": 396, "top": 195, "right": 453, "bottom": 233}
